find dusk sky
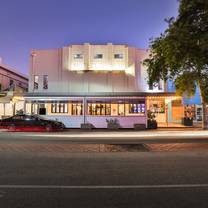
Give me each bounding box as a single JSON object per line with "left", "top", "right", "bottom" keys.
{"left": 0, "top": 0, "right": 179, "bottom": 75}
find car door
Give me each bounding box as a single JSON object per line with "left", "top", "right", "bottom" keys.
{"left": 7, "top": 115, "right": 22, "bottom": 128}
{"left": 23, "top": 115, "right": 37, "bottom": 127}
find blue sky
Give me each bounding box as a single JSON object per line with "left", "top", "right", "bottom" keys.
{"left": 0, "top": 0, "right": 179, "bottom": 75}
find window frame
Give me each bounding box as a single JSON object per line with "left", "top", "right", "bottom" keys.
{"left": 117, "top": 102, "right": 125, "bottom": 116}
{"left": 43, "top": 75, "right": 48, "bottom": 90}
{"left": 158, "top": 80, "right": 162, "bottom": 90}
{"left": 94, "top": 54, "right": 103, "bottom": 59}
{"left": 51, "top": 102, "right": 68, "bottom": 114}
{"left": 34, "top": 75, "right": 39, "bottom": 90}
{"left": 114, "top": 54, "right": 123, "bottom": 59}
{"left": 129, "top": 103, "right": 145, "bottom": 114}
{"left": 71, "top": 102, "right": 83, "bottom": 115}
{"left": 74, "top": 54, "right": 83, "bottom": 59}
{"left": 87, "top": 102, "right": 111, "bottom": 116}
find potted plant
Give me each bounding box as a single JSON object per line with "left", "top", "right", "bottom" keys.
{"left": 147, "top": 110, "right": 157, "bottom": 129}
{"left": 106, "top": 118, "right": 121, "bottom": 130}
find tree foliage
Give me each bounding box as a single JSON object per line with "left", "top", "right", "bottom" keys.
{"left": 144, "top": 0, "right": 208, "bottom": 128}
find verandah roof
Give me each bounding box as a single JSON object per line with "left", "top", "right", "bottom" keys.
{"left": 24, "top": 92, "right": 176, "bottom": 98}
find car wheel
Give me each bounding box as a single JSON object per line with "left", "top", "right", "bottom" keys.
{"left": 8, "top": 124, "right": 15, "bottom": 132}
{"left": 46, "top": 124, "right": 52, "bottom": 132}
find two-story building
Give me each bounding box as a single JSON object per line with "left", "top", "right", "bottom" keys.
{"left": 0, "top": 62, "right": 28, "bottom": 91}
{"left": 25, "top": 43, "right": 183, "bottom": 128}
{"left": 0, "top": 61, "right": 28, "bottom": 118}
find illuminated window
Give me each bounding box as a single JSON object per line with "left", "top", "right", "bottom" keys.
{"left": 87, "top": 102, "right": 111, "bottom": 116}
{"left": 74, "top": 54, "right": 83, "bottom": 59}
{"left": 94, "top": 54, "right": 103, "bottom": 59}
{"left": 106, "top": 104, "right": 111, "bottom": 115}
{"left": 34, "top": 75, "right": 39, "bottom": 90}
{"left": 158, "top": 80, "right": 162, "bottom": 90}
{"left": 118, "top": 103, "right": 125, "bottom": 116}
{"left": 149, "top": 99, "right": 165, "bottom": 113}
{"left": 51, "top": 102, "right": 68, "bottom": 113}
{"left": 72, "top": 102, "right": 83, "bottom": 115}
{"left": 114, "top": 54, "right": 123, "bottom": 59}
{"left": 129, "top": 103, "right": 145, "bottom": 114}
{"left": 43, "top": 75, "right": 48, "bottom": 89}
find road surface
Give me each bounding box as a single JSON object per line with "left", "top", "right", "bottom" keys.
{"left": 0, "top": 131, "right": 208, "bottom": 207}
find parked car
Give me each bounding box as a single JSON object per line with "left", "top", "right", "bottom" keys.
{"left": 0, "top": 114, "right": 65, "bottom": 132}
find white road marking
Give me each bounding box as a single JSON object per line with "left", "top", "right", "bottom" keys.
{"left": 0, "top": 184, "right": 208, "bottom": 189}
{"left": 24, "top": 131, "right": 208, "bottom": 137}
{"left": 21, "top": 132, "right": 208, "bottom": 140}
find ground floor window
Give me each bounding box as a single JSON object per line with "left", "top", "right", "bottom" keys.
{"left": 87, "top": 100, "right": 145, "bottom": 116}
{"left": 184, "top": 105, "right": 195, "bottom": 119}
{"left": 129, "top": 103, "right": 145, "bottom": 114}
{"left": 51, "top": 102, "right": 68, "bottom": 113}
{"left": 118, "top": 103, "right": 125, "bottom": 116}
{"left": 87, "top": 102, "right": 111, "bottom": 115}
{"left": 149, "top": 99, "right": 165, "bottom": 113}
{"left": 28, "top": 98, "right": 146, "bottom": 117}
{"left": 72, "top": 102, "right": 82, "bottom": 115}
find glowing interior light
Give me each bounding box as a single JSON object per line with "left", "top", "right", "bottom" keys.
{"left": 71, "top": 62, "right": 85, "bottom": 71}
{"left": 125, "top": 64, "right": 135, "bottom": 76}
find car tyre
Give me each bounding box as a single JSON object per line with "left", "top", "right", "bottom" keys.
{"left": 8, "top": 124, "right": 15, "bottom": 132}
{"left": 46, "top": 124, "right": 52, "bottom": 132}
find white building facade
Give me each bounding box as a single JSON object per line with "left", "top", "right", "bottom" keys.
{"left": 25, "top": 43, "right": 181, "bottom": 128}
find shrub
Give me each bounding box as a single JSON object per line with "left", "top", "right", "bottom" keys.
{"left": 147, "top": 110, "right": 157, "bottom": 129}
{"left": 106, "top": 118, "right": 121, "bottom": 129}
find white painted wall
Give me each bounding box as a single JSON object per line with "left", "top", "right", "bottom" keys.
{"left": 29, "top": 44, "right": 165, "bottom": 94}
{"left": 42, "top": 115, "right": 146, "bottom": 128}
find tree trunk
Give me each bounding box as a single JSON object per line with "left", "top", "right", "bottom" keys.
{"left": 198, "top": 81, "right": 208, "bottom": 130}
{"left": 201, "top": 102, "right": 207, "bottom": 130}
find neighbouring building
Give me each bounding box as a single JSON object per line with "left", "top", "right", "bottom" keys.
{"left": 167, "top": 79, "right": 204, "bottom": 124}
{"left": 25, "top": 43, "right": 183, "bottom": 128}
{"left": 0, "top": 62, "right": 28, "bottom": 91}
{"left": 0, "top": 61, "right": 28, "bottom": 118}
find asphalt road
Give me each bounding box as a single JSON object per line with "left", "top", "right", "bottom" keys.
{"left": 0, "top": 131, "right": 208, "bottom": 208}
{"left": 0, "top": 132, "right": 208, "bottom": 207}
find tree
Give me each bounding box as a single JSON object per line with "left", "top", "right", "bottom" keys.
{"left": 144, "top": 0, "right": 208, "bottom": 129}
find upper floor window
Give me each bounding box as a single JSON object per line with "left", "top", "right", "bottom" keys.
{"left": 158, "top": 80, "right": 162, "bottom": 90}
{"left": 34, "top": 75, "right": 38, "bottom": 90}
{"left": 43, "top": 75, "right": 48, "bottom": 90}
{"left": 9, "top": 79, "right": 14, "bottom": 87}
{"left": 114, "top": 54, "right": 123, "bottom": 59}
{"left": 94, "top": 54, "right": 103, "bottom": 59}
{"left": 74, "top": 54, "right": 83, "bottom": 59}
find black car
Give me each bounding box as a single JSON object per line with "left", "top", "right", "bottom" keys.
{"left": 0, "top": 114, "right": 65, "bottom": 132}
